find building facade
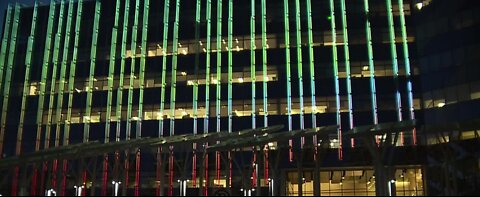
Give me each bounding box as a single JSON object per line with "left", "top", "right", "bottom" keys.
{"left": 0, "top": 0, "right": 478, "bottom": 196}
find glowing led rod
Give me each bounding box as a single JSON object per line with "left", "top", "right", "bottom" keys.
{"left": 192, "top": 0, "right": 201, "bottom": 188}
{"left": 62, "top": 0, "right": 83, "bottom": 195}
{"left": 157, "top": 0, "right": 168, "bottom": 195}
{"left": 168, "top": 1, "right": 181, "bottom": 194}
{"left": 125, "top": 0, "right": 140, "bottom": 193}
{"left": 294, "top": 0, "right": 305, "bottom": 147}
{"left": 0, "top": 5, "right": 12, "bottom": 95}
{"left": 227, "top": 0, "right": 233, "bottom": 134}
{"left": 386, "top": 0, "right": 404, "bottom": 143}
{"left": 227, "top": 0, "right": 233, "bottom": 187}
{"left": 364, "top": 0, "right": 379, "bottom": 126}
{"left": 16, "top": 1, "right": 38, "bottom": 158}
{"left": 340, "top": 0, "right": 354, "bottom": 147}
{"left": 170, "top": 0, "right": 180, "bottom": 137}
{"left": 398, "top": 0, "right": 416, "bottom": 144}
{"left": 283, "top": 0, "right": 294, "bottom": 162}
{"left": 204, "top": 0, "right": 212, "bottom": 194}
{"left": 216, "top": 0, "right": 222, "bottom": 134}
{"left": 35, "top": 0, "right": 55, "bottom": 156}
{"left": 103, "top": 0, "right": 121, "bottom": 195}
{"left": 329, "top": 0, "right": 343, "bottom": 160}
{"left": 127, "top": 0, "right": 140, "bottom": 142}
{"left": 31, "top": 2, "right": 55, "bottom": 193}
{"left": 250, "top": 0, "right": 256, "bottom": 129}
{"left": 135, "top": 1, "right": 149, "bottom": 195}
{"left": 306, "top": 0, "right": 317, "bottom": 141}
{"left": 52, "top": 0, "right": 75, "bottom": 190}
{"left": 12, "top": 2, "right": 37, "bottom": 195}
{"left": 261, "top": 0, "right": 268, "bottom": 127}
{"left": 215, "top": 0, "right": 223, "bottom": 186}
{"left": 83, "top": 0, "right": 101, "bottom": 143}
{"left": 46, "top": 0, "right": 65, "bottom": 153}
{"left": 159, "top": 0, "right": 170, "bottom": 137}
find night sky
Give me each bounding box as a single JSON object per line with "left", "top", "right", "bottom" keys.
{"left": 0, "top": 0, "right": 36, "bottom": 34}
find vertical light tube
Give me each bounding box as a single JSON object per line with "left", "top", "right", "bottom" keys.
{"left": 398, "top": 0, "right": 416, "bottom": 144}
{"left": 386, "top": 0, "right": 404, "bottom": 143}
{"left": 168, "top": 1, "right": 181, "bottom": 195}
{"left": 205, "top": 0, "right": 212, "bottom": 194}
{"left": 53, "top": 0, "right": 75, "bottom": 190}
{"left": 159, "top": 0, "right": 169, "bottom": 137}
{"left": 227, "top": 0, "right": 233, "bottom": 187}
{"left": 34, "top": 1, "right": 56, "bottom": 193}
{"left": 157, "top": 0, "right": 168, "bottom": 195}
{"left": 83, "top": 0, "right": 101, "bottom": 143}
{"left": 329, "top": 0, "right": 342, "bottom": 160}
{"left": 12, "top": 2, "right": 37, "bottom": 195}
{"left": 250, "top": 0, "right": 257, "bottom": 190}
{"left": 0, "top": 5, "right": 12, "bottom": 94}
{"left": 294, "top": 0, "right": 305, "bottom": 147}
{"left": 103, "top": 0, "right": 121, "bottom": 195}
{"left": 169, "top": 0, "right": 180, "bottom": 138}
{"left": 227, "top": 0, "right": 233, "bottom": 135}
{"left": 34, "top": 0, "right": 56, "bottom": 158}
{"left": 46, "top": 0, "right": 65, "bottom": 154}
{"left": 215, "top": 0, "right": 223, "bottom": 186}
{"left": 261, "top": 0, "right": 268, "bottom": 127}
{"left": 364, "top": 0, "right": 379, "bottom": 125}
{"left": 117, "top": 0, "right": 130, "bottom": 143}
{"left": 15, "top": 0, "right": 38, "bottom": 162}
{"left": 125, "top": 0, "right": 140, "bottom": 192}
{"left": 62, "top": 0, "right": 83, "bottom": 194}
{"left": 82, "top": 1, "right": 101, "bottom": 192}
{"left": 306, "top": 0, "right": 317, "bottom": 134}
{"left": 339, "top": 0, "right": 354, "bottom": 146}
{"left": 134, "top": 1, "right": 149, "bottom": 195}
{"left": 283, "top": 0, "right": 293, "bottom": 162}
{"left": 115, "top": 1, "right": 129, "bottom": 193}
{"left": 192, "top": 0, "right": 201, "bottom": 188}
{"left": 250, "top": 0, "right": 256, "bottom": 129}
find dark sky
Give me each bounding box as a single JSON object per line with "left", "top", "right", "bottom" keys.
{"left": 1, "top": 0, "right": 36, "bottom": 35}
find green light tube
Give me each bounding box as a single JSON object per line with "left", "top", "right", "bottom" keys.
{"left": 45, "top": 0, "right": 66, "bottom": 149}
{"left": 306, "top": 0, "right": 316, "bottom": 131}
{"left": 35, "top": 0, "right": 56, "bottom": 151}
{"left": 227, "top": 0, "right": 233, "bottom": 133}
{"left": 340, "top": 0, "right": 353, "bottom": 131}
{"left": 398, "top": 0, "right": 416, "bottom": 143}
{"left": 261, "top": 0, "right": 268, "bottom": 127}
{"left": 105, "top": 0, "right": 121, "bottom": 144}
{"left": 329, "top": 0, "right": 343, "bottom": 159}
{"left": 0, "top": 5, "right": 12, "bottom": 94}
{"left": 193, "top": 0, "right": 200, "bottom": 136}
{"left": 205, "top": 0, "right": 212, "bottom": 133}
{"left": 294, "top": 0, "right": 304, "bottom": 135}
{"left": 159, "top": 0, "right": 169, "bottom": 137}
{"left": 283, "top": 0, "right": 293, "bottom": 160}
{"left": 0, "top": 4, "right": 20, "bottom": 156}
{"left": 364, "top": 0, "right": 378, "bottom": 125}
{"left": 137, "top": 0, "right": 149, "bottom": 139}
{"left": 117, "top": 0, "right": 130, "bottom": 141}
{"left": 283, "top": 0, "right": 295, "bottom": 162}
{"left": 126, "top": 0, "right": 140, "bottom": 141}
{"left": 83, "top": 0, "right": 101, "bottom": 143}
{"left": 169, "top": 0, "right": 181, "bottom": 136}
{"left": 250, "top": 0, "right": 256, "bottom": 129}
{"left": 16, "top": 1, "right": 38, "bottom": 156}
{"left": 54, "top": 0, "right": 75, "bottom": 149}
{"left": 216, "top": 0, "right": 222, "bottom": 134}
{"left": 64, "top": 0, "right": 83, "bottom": 146}
{"left": 386, "top": 0, "right": 403, "bottom": 123}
